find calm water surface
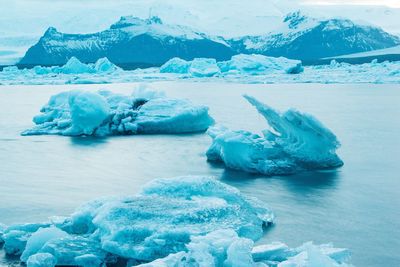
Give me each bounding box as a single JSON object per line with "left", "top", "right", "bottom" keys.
{"left": 0, "top": 82, "right": 399, "bottom": 266}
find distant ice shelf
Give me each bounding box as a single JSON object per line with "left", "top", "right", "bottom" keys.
{"left": 0, "top": 176, "right": 352, "bottom": 267}
{"left": 0, "top": 55, "right": 399, "bottom": 85}
{"left": 207, "top": 95, "right": 343, "bottom": 176}
{"left": 21, "top": 86, "right": 214, "bottom": 136}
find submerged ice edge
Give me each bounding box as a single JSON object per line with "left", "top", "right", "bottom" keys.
{"left": 1, "top": 55, "right": 399, "bottom": 85}
{"left": 206, "top": 95, "right": 343, "bottom": 176}
{"left": 21, "top": 87, "right": 214, "bottom": 137}
{"left": 0, "top": 176, "right": 352, "bottom": 267}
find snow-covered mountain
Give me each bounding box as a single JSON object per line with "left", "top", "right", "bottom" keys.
{"left": 19, "top": 12, "right": 400, "bottom": 67}
{"left": 19, "top": 16, "right": 234, "bottom": 67}
{"left": 229, "top": 11, "right": 400, "bottom": 60}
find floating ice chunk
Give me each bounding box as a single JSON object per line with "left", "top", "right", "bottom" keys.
{"left": 26, "top": 253, "right": 56, "bottom": 267}
{"left": 93, "top": 57, "right": 120, "bottom": 73}
{"left": 137, "top": 230, "right": 351, "bottom": 267}
{"left": 31, "top": 57, "right": 119, "bottom": 75}
{"left": 160, "top": 57, "right": 190, "bottom": 74}
{"left": 207, "top": 95, "right": 343, "bottom": 175}
{"left": 1, "top": 66, "right": 19, "bottom": 73}
{"left": 2, "top": 223, "right": 51, "bottom": 255}
{"left": 252, "top": 242, "right": 293, "bottom": 262}
{"left": 20, "top": 227, "right": 68, "bottom": 262}
{"left": 189, "top": 58, "right": 220, "bottom": 77}
{"left": 22, "top": 88, "right": 213, "bottom": 136}
{"left": 133, "top": 98, "right": 214, "bottom": 133}
{"left": 58, "top": 57, "right": 95, "bottom": 74}
{"left": 0, "top": 176, "right": 272, "bottom": 264}
{"left": 218, "top": 54, "right": 304, "bottom": 74}
{"left": 278, "top": 242, "right": 351, "bottom": 267}
{"left": 0, "top": 177, "right": 352, "bottom": 266}
{"left": 160, "top": 57, "right": 220, "bottom": 77}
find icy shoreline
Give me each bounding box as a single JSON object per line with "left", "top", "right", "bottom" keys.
{"left": 0, "top": 176, "right": 352, "bottom": 267}
{"left": 1, "top": 56, "right": 399, "bottom": 85}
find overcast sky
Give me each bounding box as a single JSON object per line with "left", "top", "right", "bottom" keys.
{"left": 302, "top": 0, "right": 400, "bottom": 7}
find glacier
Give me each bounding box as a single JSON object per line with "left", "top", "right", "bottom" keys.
{"left": 21, "top": 87, "right": 214, "bottom": 136}
{"left": 206, "top": 95, "right": 343, "bottom": 176}
{"left": 0, "top": 176, "right": 352, "bottom": 266}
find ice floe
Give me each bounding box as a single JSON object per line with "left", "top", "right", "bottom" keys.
{"left": 0, "top": 176, "right": 352, "bottom": 266}
{"left": 21, "top": 87, "right": 214, "bottom": 136}
{"left": 207, "top": 95, "right": 343, "bottom": 176}
{"left": 160, "top": 54, "right": 303, "bottom": 77}
{"left": 0, "top": 55, "right": 399, "bottom": 85}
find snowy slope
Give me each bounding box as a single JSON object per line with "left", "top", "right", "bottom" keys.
{"left": 19, "top": 16, "right": 234, "bottom": 66}
{"left": 329, "top": 45, "right": 400, "bottom": 59}
{"left": 230, "top": 11, "right": 400, "bottom": 60}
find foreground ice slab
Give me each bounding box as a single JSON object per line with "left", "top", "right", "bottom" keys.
{"left": 207, "top": 95, "right": 343, "bottom": 176}
{"left": 22, "top": 87, "right": 214, "bottom": 136}
{"left": 138, "top": 230, "right": 351, "bottom": 267}
{"left": 0, "top": 176, "right": 276, "bottom": 265}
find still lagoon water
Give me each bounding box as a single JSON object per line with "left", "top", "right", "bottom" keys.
{"left": 0, "top": 82, "right": 399, "bottom": 266}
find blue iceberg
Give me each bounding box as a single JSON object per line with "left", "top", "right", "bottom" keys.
{"left": 32, "top": 57, "right": 121, "bottom": 75}
{"left": 207, "top": 95, "right": 343, "bottom": 175}
{"left": 21, "top": 87, "right": 214, "bottom": 136}
{"left": 159, "top": 54, "right": 303, "bottom": 77}
{"left": 0, "top": 176, "right": 275, "bottom": 265}
{"left": 0, "top": 177, "right": 352, "bottom": 266}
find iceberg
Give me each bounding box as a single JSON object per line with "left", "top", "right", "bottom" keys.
{"left": 21, "top": 87, "right": 214, "bottom": 136}
{"left": 159, "top": 54, "right": 303, "bottom": 77}
{"left": 57, "top": 57, "right": 96, "bottom": 74}
{"left": 218, "top": 54, "right": 304, "bottom": 74}
{"left": 0, "top": 176, "right": 274, "bottom": 265}
{"left": 32, "top": 57, "right": 120, "bottom": 75}
{"left": 160, "top": 57, "right": 190, "bottom": 74}
{"left": 189, "top": 58, "right": 221, "bottom": 77}
{"left": 207, "top": 95, "right": 343, "bottom": 176}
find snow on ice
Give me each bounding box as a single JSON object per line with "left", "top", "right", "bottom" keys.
{"left": 21, "top": 87, "right": 214, "bottom": 136}
{"left": 207, "top": 95, "right": 343, "bottom": 176}
{"left": 0, "top": 176, "right": 352, "bottom": 266}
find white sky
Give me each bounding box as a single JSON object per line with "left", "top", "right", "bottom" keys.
{"left": 302, "top": 0, "right": 400, "bottom": 8}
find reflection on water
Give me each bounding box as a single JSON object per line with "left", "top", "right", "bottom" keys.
{"left": 0, "top": 82, "right": 399, "bottom": 266}
{"left": 69, "top": 136, "right": 109, "bottom": 147}
{"left": 279, "top": 170, "right": 340, "bottom": 191}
